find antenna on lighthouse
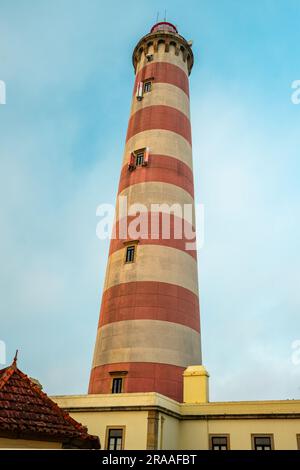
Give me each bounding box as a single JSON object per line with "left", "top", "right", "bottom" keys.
{"left": 156, "top": 11, "right": 159, "bottom": 23}
{"left": 164, "top": 9, "right": 167, "bottom": 21}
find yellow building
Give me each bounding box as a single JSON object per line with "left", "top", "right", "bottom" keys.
{"left": 53, "top": 366, "right": 300, "bottom": 450}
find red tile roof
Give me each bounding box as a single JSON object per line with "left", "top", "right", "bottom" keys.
{"left": 0, "top": 359, "right": 100, "bottom": 448}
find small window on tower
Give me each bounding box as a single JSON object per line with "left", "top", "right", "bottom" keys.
{"left": 112, "top": 377, "right": 123, "bottom": 394}
{"left": 144, "top": 81, "right": 152, "bottom": 93}
{"left": 125, "top": 245, "right": 135, "bottom": 263}
{"left": 135, "top": 150, "right": 144, "bottom": 166}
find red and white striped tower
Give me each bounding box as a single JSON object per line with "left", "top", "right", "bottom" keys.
{"left": 89, "top": 22, "right": 202, "bottom": 402}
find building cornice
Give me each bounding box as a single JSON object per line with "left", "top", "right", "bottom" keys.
{"left": 59, "top": 404, "right": 300, "bottom": 421}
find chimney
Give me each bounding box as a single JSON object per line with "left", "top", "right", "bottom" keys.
{"left": 183, "top": 366, "right": 209, "bottom": 403}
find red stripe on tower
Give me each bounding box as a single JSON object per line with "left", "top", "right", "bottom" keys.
{"left": 126, "top": 105, "right": 192, "bottom": 144}
{"left": 134, "top": 62, "right": 190, "bottom": 97}
{"left": 98, "top": 281, "right": 200, "bottom": 331}
{"left": 89, "top": 363, "right": 185, "bottom": 402}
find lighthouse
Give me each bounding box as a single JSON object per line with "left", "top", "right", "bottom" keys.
{"left": 89, "top": 22, "right": 202, "bottom": 403}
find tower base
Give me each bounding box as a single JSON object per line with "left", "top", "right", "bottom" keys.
{"left": 89, "top": 362, "right": 185, "bottom": 402}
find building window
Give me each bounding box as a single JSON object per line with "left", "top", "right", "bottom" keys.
{"left": 128, "top": 148, "right": 150, "bottom": 171}
{"left": 125, "top": 245, "right": 135, "bottom": 263}
{"left": 297, "top": 434, "right": 300, "bottom": 450}
{"left": 112, "top": 377, "right": 123, "bottom": 394}
{"left": 144, "top": 80, "right": 152, "bottom": 93}
{"left": 107, "top": 428, "right": 124, "bottom": 450}
{"left": 210, "top": 435, "right": 229, "bottom": 450}
{"left": 135, "top": 150, "right": 144, "bottom": 166}
{"left": 252, "top": 435, "right": 273, "bottom": 450}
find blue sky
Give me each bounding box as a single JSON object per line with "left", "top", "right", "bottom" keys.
{"left": 1, "top": 0, "right": 300, "bottom": 401}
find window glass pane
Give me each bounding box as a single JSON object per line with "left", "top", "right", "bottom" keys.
{"left": 136, "top": 152, "right": 144, "bottom": 166}
{"left": 110, "top": 429, "right": 123, "bottom": 438}
{"left": 112, "top": 378, "right": 122, "bottom": 393}
{"left": 125, "top": 246, "right": 135, "bottom": 262}
{"left": 116, "top": 438, "right": 122, "bottom": 450}
{"left": 255, "top": 437, "right": 271, "bottom": 446}
{"left": 144, "top": 81, "right": 152, "bottom": 92}
{"left": 212, "top": 437, "right": 227, "bottom": 445}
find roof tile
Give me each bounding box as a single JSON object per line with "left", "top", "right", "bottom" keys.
{"left": 0, "top": 363, "right": 100, "bottom": 448}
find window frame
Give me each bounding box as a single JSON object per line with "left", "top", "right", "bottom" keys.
{"left": 251, "top": 434, "right": 274, "bottom": 451}
{"left": 143, "top": 80, "right": 152, "bottom": 93}
{"left": 125, "top": 245, "right": 136, "bottom": 263}
{"left": 111, "top": 377, "right": 123, "bottom": 394}
{"left": 135, "top": 150, "right": 144, "bottom": 166}
{"left": 209, "top": 434, "right": 230, "bottom": 450}
{"left": 105, "top": 426, "right": 126, "bottom": 451}
{"left": 123, "top": 241, "right": 139, "bottom": 264}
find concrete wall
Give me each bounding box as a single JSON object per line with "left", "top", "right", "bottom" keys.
{"left": 158, "top": 413, "right": 180, "bottom": 450}
{"left": 68, "top": 410, "right": 148, "bottom": 450}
